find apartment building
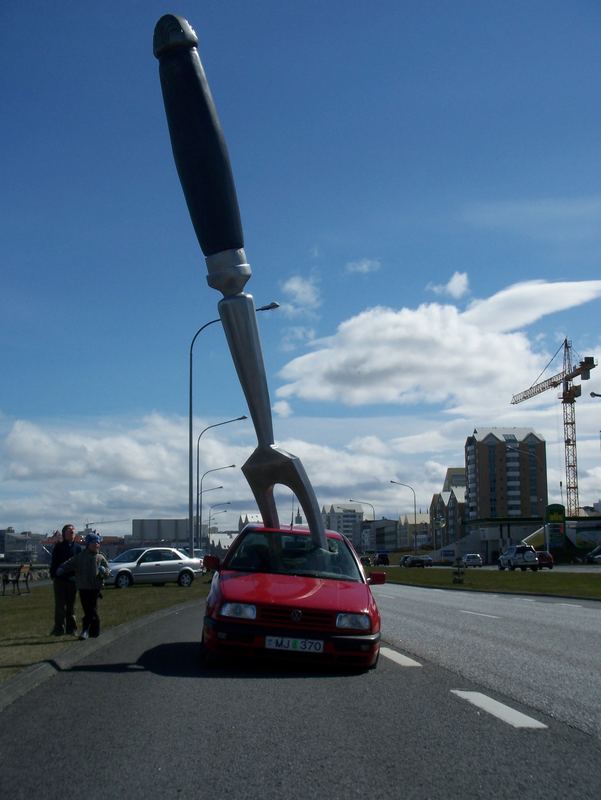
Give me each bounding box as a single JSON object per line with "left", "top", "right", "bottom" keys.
{"left": 465, "top": 427, "right": 548, "bottom": 520}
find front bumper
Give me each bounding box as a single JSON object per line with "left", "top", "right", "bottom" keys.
{"left": 203, "top": 616, "right": 380, "bottom": 666}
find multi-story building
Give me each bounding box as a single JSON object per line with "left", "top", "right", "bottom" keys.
{"left": 322, "top": 504, "right": 364, "bottom": 550}
{"left": 429, "top": 487, "right": 465, "bottom": 548}
{"left": 465, "top": 427, "right": 548, "bottom": 520}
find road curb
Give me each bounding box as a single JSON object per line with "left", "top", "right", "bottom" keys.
{"left": 0, "top": 598, "right": 204, "bottom": 713}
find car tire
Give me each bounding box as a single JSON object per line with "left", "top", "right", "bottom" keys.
{"left": 177, "top": 570, "right": 194, "bottom": 587}
{"left": 549, "top": 565, "right": 553, "bottom": 569}
{"left": 521, "top": 566, "right": 526, "bottom": 571}
{"left": 531, "top": 566, "right": 538, "bottom": 572}
{"left": 498, "top": 564, "right": 505, "bottom": 570}
{"left": 115, "top": 572, "right": 132, "bottom": 589}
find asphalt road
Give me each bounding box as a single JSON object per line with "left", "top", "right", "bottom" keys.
{"left": 1, "top": 596, "right": 600, "bottom": 800}
{"left": 373, "top": 583, "right": 601, "bottom": 739}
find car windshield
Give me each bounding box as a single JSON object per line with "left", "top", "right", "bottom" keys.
{"left": 223, "top": 530, "right": 363, "bottom": 582}
{"left": 110, "top": 548, "right": 146, "bottom": 563}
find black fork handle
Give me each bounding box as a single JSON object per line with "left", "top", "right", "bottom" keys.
{"left": 153, "top": 14, "right": 243, "bottom": 258}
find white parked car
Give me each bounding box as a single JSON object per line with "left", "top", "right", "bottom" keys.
{"left": 498, "top": 545, "right": 539, "bottom": 572}
{"left": 464, "top": 553, "right": 483, "bottom": 567}
{"left": 106, "top": 547, "right": 204, "bottom": 588}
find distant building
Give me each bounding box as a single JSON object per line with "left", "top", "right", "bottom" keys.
{"left": 132, "top": 518, "right": 188, "bottom": 544}
{"left": 238, "top": 513, "right": 262, "bottom": 531}
{"left": 465, "top": 427, "right": 548, "bottom": 520}
{"left": 430, "top": 487, "right": 465, "bottom": 548}
{"left": 399, "top": 513, "right": 430, "bottom": 549}
{"left": 442, "top": 467, "right": 466, "bottom": 491}
{"left": 322, "top": 504, "right": 364, "bottom": 549}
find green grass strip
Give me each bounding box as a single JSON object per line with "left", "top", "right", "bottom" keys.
{"left": 380, "top": 566, "right": 601, "bottom": 598}
{"left": 0, "top": 579, "right": 211, "bottom": 684}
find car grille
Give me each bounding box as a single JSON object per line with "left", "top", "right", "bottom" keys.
{"left": 257, "top": 606, "right": 335, "bottom": 629}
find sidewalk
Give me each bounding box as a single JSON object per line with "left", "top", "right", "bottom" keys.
{"left": 0, "top": 597, "right": 202, "bottom": 713}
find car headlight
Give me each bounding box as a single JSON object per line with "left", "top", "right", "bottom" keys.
{"left": 336, "top": 613, "right": 371, "bottom": 630}
{"left": 220, "top": 602, "right": 257, "bottom": 620}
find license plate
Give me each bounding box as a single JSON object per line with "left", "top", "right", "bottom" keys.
{"left": 265, "top": 636, "right": 324, "bottom": 653}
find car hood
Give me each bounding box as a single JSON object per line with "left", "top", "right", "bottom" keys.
{"left": 216, "top": 570, "right": 374, "bottom": 612}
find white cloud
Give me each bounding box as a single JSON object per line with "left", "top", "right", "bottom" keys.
{"left": 427, "top": 271, "right": 469, "bottom": 299}
{"left": 276, "top": 279, "right": 601, "bottom": 416}
{"left": 279, "top": 275, "right": 321, "bottom": 317}
{"left": 273, "top": 400, "right": 293, "bottom": 418}
{"left": 463, "top": 280, "right": 601, "bottom": 333}
{"left": 279, "top": 325, "right": 316, "bottom": 353}
{"left": 345, "top": 258, "right": 381, "bottom": 274}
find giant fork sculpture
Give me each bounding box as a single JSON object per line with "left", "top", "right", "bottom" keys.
{"left": 154, "top": 14, "right": 327, "bottom": 549}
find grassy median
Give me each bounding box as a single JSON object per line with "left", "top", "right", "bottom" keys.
{"left": 378, "top": 565, "right": 601, "bottom": 598}
{"left": 0, "top": 578, "right": 212, "bottom": 685}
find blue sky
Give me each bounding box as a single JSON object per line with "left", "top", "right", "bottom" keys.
{"left": 2, "top": 1, "right": 601, "bottom": 536}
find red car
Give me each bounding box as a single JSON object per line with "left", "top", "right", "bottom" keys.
{"left": 536, "top": 550, "right": 554, "bottom": 569}
{"left": 202, "top": 525, "right": 386, "bottom": 669}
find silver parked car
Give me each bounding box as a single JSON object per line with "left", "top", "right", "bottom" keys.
{"left": 464, "top": 553, "right": 483, "bottom": 567}
{"left": 106, "top": 547, "right": 204, "bottom": 588}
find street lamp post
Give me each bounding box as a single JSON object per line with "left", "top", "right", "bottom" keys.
{"left": 187, "top": 302, "right": 279, "bottom": 557}
{"left": 195, "top": 416, "right": 247, "bottom": 546}
{"left": 390, "top": 480, "right": 417, "bottom": 553}
{"left": 188, "top": 318, "right": 220, "bottom": 556}
{"left": 199, "top": 465, "right": 235, "bottom": 548}
{"left": 207, "top": 505, "right": 229, "bottom": 540}
{"left": 348, "top": 499, "right": 375, "bottom": 552}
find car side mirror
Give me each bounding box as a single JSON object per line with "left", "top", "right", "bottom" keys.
{"left": 203, "top": 555, "right": 220, "bottom": 572}
{"left": 368, "top": 571, "right": 386, "bottom": 585}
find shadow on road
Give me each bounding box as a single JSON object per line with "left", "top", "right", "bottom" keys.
{"left": 57, "top": 642, "right": 362, "bottom": 680}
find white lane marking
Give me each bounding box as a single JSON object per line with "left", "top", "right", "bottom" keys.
{"left": 557, "top": 603, "right": 582, "bottom": 608}
{"left": 451, "top": 691, "right": 548, "bottom": 729}
{"left": 458, "top": 610, "right": 500, "bottom": 619}
{"left": 380, "top": 647, "right": 422, "bottom": 667}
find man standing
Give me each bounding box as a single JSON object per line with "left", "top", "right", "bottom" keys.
{"left": 49, "top": 524, "right": 80, "bottom": 636}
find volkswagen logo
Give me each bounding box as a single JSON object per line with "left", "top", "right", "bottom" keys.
{"left": 290, "top": 609, "right": 303, "bottom": 622}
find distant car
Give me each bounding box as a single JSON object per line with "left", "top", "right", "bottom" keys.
{"left": 360, "top": 556, "right": 373, "bottom": 567}
{"left": 106, "top": 547, "right": 204, "bottom": 588}
{"left": 201, "top": 525, "right": 386, "bottom": 669}
{"left": 584, "top": 544, "right": 601, "bottom": 564}
{"left": 464, "top": 553, "right": 483, "bottom": 568}
{"left": 535, "top": 550, "right": 554, "bottom": 570}
{"left": 498, "top": 545, "right": 539, "bottom": 572}
{"left": 399, "top": 555, "right": 412, "bottom": 567}
{"left": 404, "top": 555, "right": 432, "bottom": 567}
{"left": 375, "top": 553, "right": 390, "bottom": 566}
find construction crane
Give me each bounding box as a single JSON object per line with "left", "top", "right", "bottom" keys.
{"left": 511, "top": 338, "right": 596, "bottom": 516}
{"left": 83, "top": 519, "right": 129, "bottom": 532}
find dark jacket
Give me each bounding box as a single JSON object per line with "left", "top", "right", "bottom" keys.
{"left": 50, "top": 540, "right": 80, "bottom": 579}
